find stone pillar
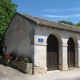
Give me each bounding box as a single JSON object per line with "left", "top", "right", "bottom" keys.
{"left": 59, "top": 38, "right": 68, "bottom": 70}
{"left": 77, "top": 47, "right": 80, "bottom": 68}
{"left": 58, "top": 45, "right": 62, "bottom": 70}
{"left": 75, "top": 46, "right": 79, "bottom": 67}
{"left": 77, "top": 40, "right": 80, "bottom": 68}
{"left": 33, "top": 44, "right": 47, "bottom": 74}
{"left": 59, "top": 45, "right": 68, "bottom": 70}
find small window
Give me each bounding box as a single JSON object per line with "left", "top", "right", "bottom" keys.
{"left": 3, "top": 46, "right": 7, "bottom": 53}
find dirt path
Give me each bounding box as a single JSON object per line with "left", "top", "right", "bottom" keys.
{"left": 0, "top": 64, "right": 80, "bottom": 80}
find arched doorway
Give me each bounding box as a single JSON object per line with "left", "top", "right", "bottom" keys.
{"left": 47, "top": 34, "right": 59, "bottom": 71}
{"left": 67, "top": 37, "right": 75, "bottom": 68}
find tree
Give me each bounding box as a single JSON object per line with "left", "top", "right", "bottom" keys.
{"left": 58, "top": 20, "right": 80, "bottom": 27}
{"left": 0, "top": 0, "right": 17, "bottom": 52}
{"left": 58, "top": 20, "right": 74, "bottom": 25}
{"left": 75, "top": 21, "right": 80, "bottom": 27}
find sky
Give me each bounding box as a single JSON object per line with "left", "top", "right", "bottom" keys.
{"left": 12, "top": 0, "right": 80, "bottom": 24}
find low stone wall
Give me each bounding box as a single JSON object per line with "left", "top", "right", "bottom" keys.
{"left": 0, "top": 58, "right": 10, "bottom": 65}
{"left": 11, "top": 61, "right": 33, "bottom": 74}
{"left": 0, "top": 58, "right": 33, "bottom": 74}
{"left": 0, "top": 58, "right": 48, "bottom": 75}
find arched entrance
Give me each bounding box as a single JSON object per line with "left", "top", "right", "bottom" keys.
{"left": 67, "top": 37, "right": 75, "bottom": 68}
{"left": 47, "top": 34, "right": 59, "bottom": 71}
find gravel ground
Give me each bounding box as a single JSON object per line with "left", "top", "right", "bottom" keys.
{"left": 0, "top": 64, "right": 80, "bottom": 80}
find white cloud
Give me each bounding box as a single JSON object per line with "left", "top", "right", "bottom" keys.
{"left": 42, "top": 8, "right": 80, "bottom": 12}
{"left": 75, "top": 21, "right": 80, "bottom": 23}
{"left": 42, "top": 14, "right": 80, "bottom": 18}
{"left": 41, "top": 9, "right": 61, "bottom": 12}
{"left": 68, "top": 8, "right": 80, "bottom": 11}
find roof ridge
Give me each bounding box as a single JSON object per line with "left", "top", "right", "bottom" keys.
{"left": 21, "top": 13, "right": 79, "bottom": 28}
{"left": 21, "top": 12, "right": 57, "bottom": 22}
{"left": 17, "top": 12, "right": 80, "bottom": 33}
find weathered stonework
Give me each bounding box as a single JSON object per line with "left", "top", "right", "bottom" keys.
{"left": 75, "top": 62, "right": 79, "bottom": 68}
{"left": 59, "top": 64, "right": 68, "bottom": 71}
{"left": 4, "top": 12, "right": 80, "bottom": 74}
{"left": 33, "top": 67, "right": 47, "bottom": 75}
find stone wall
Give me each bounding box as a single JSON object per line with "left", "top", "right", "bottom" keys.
{"left": 34, "top": 25, "right": 80, "bottom": 72}
{"left": 4, "top": 14, "right": 35, "bottom": 59}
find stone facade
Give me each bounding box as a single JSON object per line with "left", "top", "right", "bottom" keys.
{"left": 4, "top": 13, "right": 35, "bottom": 60}
{"left": 34, "top": 25, "right": 80, "bottom": 72}
{"left": 3, "top": 12, "right": 80, "bottom": 74}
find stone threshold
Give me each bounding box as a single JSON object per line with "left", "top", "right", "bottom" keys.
{"left": 47, "top": 70, "right": 60, "bottom": 73}
{"left": 68, "top": 67, "right": 77, "bottom": 70}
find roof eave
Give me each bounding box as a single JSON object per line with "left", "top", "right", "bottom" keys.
{"left": 16, "top": 12, "right": 38, "bottom": 25}
{"left": 38, "top": 23, "right": 80, "bottom": 33}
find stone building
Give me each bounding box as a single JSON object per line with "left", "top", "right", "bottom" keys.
{"left": 3, "top": 12, "right": 80, "bottom": 74}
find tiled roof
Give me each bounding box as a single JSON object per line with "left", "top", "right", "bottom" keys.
{"left": 18, "top": 12, "right": 80, "bottom": 33}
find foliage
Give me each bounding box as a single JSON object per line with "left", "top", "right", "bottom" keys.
{"left": 14, "top": 56, "right": 30, "bottom": 63}
{"left": 58, "top": 20, "right": 74, "bottom": 25}
{"left": 0, "top": 0, "right": 17, "bottom": 47}
{"left": 58, "top": 20, "right": 80, "bottom": 27}
{"left": 6, "top": 54, "right": 12, "bottom": 59}
{"left": 75, "top": 21, "right": 80, "bottom": 27}
{"left": 0, "top": 53, "right": 30, "bottom": 63}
